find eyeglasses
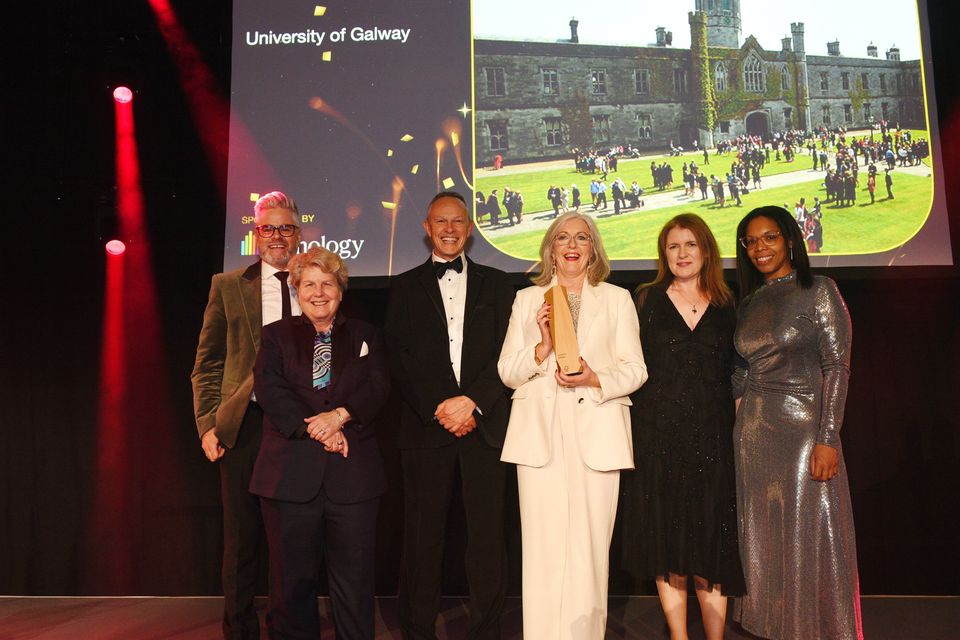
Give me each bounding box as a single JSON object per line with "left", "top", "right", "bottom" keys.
{"left": 555, "top": 232, "right": 592, "bottom": 246}
{"left": 255, "top": 224, "right": 299, "bottom": 238}
{"left": 738, "top": 230, "right": 782, "bottom": 249}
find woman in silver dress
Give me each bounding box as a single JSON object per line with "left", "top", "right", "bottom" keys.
{"left": 732, "top": 205, "right": 863, "bottom": 640}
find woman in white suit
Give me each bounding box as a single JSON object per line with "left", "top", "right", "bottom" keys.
{"left": 498, "top": 212, "right": 647, "bottom": 639}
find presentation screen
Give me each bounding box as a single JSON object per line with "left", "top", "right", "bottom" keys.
{"left": 224, "top": 0, "right": 951, "bottom": 276}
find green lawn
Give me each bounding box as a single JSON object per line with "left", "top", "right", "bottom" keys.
{"left": 475, "top": 128, "right": 930, "bottom": 212}
{"left": 485, "top": 172, "right": 933, "bottom": 261}
{"left": 476, "top": 151, "right": 813, "bottom": 207}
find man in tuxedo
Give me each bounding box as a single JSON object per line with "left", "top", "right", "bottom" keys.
{"left": 386, "top": 191, "right": 515, "bottom": 639}
{"left": 191, "top": 191, "right": 302, "bottom": 639}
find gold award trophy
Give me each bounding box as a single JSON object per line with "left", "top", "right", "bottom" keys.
{"left": 544, "top": 285, "right": 582, "bottom": 374}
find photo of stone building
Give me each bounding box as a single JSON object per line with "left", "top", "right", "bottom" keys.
{"left": 474, "top": 0, "right": 925, "bottom": 166}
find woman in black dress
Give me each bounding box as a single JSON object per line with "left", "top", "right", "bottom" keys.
{"left": 623, "top": 213, "right": 745, "bottom": 640}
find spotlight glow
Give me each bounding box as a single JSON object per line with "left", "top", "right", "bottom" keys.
{"left": 113, "top": 86, "right": 133, "bottom": 104}
{"left": 105, "top": 239, "right": 126, "bottom": 255}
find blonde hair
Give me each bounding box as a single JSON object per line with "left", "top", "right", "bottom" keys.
{"left": 288, "top": 246, "right": 348, "bottom": 291}
{"left": 532, "top": 212, "right": 611, "bottom": 287}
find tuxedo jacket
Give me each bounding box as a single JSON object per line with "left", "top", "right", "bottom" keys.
{"left": 191, "top": 261, "right": 262, "bottom": 449}
{"left": 249, "top": 313, "right": 389, "bottom": 504}
{"left": 497, "top": 279, "right": 647, "bottom": 471}
{"left": 385, "top": 257, "right": 515, "bottom": 449}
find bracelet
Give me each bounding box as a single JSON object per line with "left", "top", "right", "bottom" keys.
{"left": 534, "top": 343, "right": 544, "bottom": 366}
{"left": 335, "top": 408, "right": 346, "bottom": 424}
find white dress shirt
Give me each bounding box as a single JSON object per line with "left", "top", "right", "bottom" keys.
{"left": 433, "top": 252, "right": 467, "bottom": 386}
{"left": 261, "top": 261, "right": 302, "bottom": 327}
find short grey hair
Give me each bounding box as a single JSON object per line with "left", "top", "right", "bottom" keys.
{"left": 288, "top": 247, "right": 349, "bottom": 292}
{"left": 254, "top": 191, "right": 299, "bottom": 222}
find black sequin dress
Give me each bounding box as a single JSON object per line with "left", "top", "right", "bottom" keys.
{"left": 621, "top": 284, "right": 745, "bottom": 593}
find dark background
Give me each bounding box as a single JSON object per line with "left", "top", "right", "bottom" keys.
{"left": 2, "top": 0, "right": 957, "bottom": 596}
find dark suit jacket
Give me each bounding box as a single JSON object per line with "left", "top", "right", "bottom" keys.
{"left": 385, "top": 257, "right": 514, "bottom": 449}
{"left": 191, "top": 261, "right": 262, "bottom": 448}
{"left": 249, "top": 313, "right": 389, "bottom": 504}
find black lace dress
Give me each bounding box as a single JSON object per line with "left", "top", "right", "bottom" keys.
{"left": 620, "top": 284, "right": 745, "bottom": 593}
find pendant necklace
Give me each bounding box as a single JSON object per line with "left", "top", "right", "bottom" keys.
{"left": 671, "top": 284, "right": 702, "bottom": 314}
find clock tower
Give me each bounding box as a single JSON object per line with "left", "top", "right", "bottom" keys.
{"left": 694, "top": 0, "right": 741, "bottom": 48}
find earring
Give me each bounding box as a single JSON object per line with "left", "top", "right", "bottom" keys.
{"left": 790, "top": 245, "right": 794, "bottom": 261}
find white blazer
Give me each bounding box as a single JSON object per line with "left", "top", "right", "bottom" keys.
{"left": 498, "top": 279, "right": 647, "bottom": 471}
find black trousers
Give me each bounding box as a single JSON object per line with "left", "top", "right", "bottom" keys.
{"left": 260, "top": 491, "right": 380, "bottom": 640}
{"left": 220, "top": 402, "right": 268, "bottom": 640}
{"left": 398, "top": 435, "right": 507, "bottom": 640}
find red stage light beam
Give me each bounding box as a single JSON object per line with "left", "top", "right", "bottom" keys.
{"left": 89, "top": 88, "right": 178, "bottom": 591}
{"left": 146, "top": 0, "right": 280, "bottom": 194}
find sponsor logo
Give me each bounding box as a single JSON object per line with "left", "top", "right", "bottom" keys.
{"left": 300, "top": 237, "right": 365, "bottom": 260}
{"left": 240, "top": 230, "right": 258, "bottom": 256}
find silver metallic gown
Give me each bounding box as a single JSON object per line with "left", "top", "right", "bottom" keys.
{"left": 732, "top": 273, "right": 863, "bottom": 640}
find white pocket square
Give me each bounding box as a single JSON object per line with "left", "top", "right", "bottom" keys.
{"left": 359, "top": 341, "right": 369, "bottom": 357}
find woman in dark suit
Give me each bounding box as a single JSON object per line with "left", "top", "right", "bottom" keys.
{"left": 251, "top": 246, "right": 389, "bottom": 639}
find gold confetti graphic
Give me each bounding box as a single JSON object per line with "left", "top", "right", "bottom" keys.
{"left": 381, "top": 201, "right": 397, "bottom": 209}
{"left": 249, "top": 193, "right": 260, "bottom": 201}
{"left": 442, "top": 177, "right": 455, "bottom": 190}
{"left": 442, "top": 116, "right": 472, "bottom": 190}
{"left": 322, "top": 51, "right": 332, "bottom": 62}
{"left": 387, "top": 149, "right": 394, "bottom": 157}
{"left": 400, "top": 134, "right": 414, "bottom": 142}
{"left": 410, "top": 164, "right": 419, "bottom": 175}
{"left": 314, "top": 6, "right": 327, "bottom": 16}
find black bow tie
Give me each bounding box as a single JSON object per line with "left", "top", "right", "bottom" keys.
{"left": 434, "top": 256, "right": 463, "bottom": 278}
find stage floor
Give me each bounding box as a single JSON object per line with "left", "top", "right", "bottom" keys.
{"left": 1, "top": 595, "right": 957, "bottom": 639}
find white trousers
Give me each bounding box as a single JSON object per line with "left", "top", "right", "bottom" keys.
{"left": 516, "top": 403, "right": 621, "bottom": 640}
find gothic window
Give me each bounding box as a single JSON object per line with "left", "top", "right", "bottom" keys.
{"left": 822, "top": 105, "right": 831, "bottom": 126}
{"left": 820, "top": 72, "right": 829, "bottom": 91}
{"left": 484, "top": 67, "right": 505, "bottom": 97}
{"left": 863, "top": 103, "right": 872, "bottom": 121}
{"left": 881, "top": 102, "right": 889, "bottom": 120}
{"left": 634, "top": 69, "right": 650, "bottom": 94}
{"left": 487, "top": 121, "right": 508, "bottom": 151}
{"left": 841, "top": 72, "right": 850, "bottom": 90}
{"left": 781, "top": 65, "right": 790, "bottom": 91}
{"left": 591, "top": 69, "right": 607, "bottom": 95}
{"left": 744, "top": 55, "right": 764, "bottom": 93}
{"left": 541, "top": 69, "right": 559, "bottom": 95}
{"left": 637, "top": 114, "right": 652, "bottom": 139}
{"left": 544, "top": 118, "right": 563, "bottom": 146}
{"left": 715, "top": 63, "right": 727, "bottom": 93}
{"left": 843, "top": 104, "right": 853, "bottom": 124}
{"left": 784, "top": 107, "right": 793, "bottom": 128}
{"left": 861, "top": 72, "right": 869, "bottom": 90}
{"left": 592, "top": 115, "right": 610, "bottom": 143}
{"left": 880, "top": 73, "right": 887, "bottom": 91}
